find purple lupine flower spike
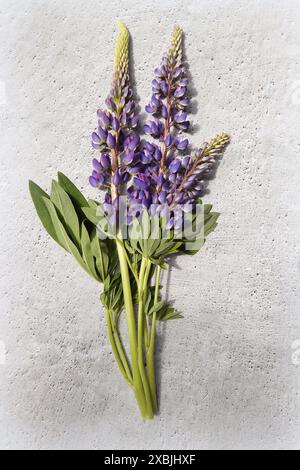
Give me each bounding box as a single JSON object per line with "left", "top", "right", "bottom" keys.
{"left": 89, "top": 23, "right": 229, "bottom": 237}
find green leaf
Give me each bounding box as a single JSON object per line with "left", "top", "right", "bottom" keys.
{"left": 159, "top": 307, "right": 183, "bottom": 321}
{"left": 144, "top": 289, "right": 152, "bottom": 314}
{"left": 42, "top": 197, "right": 93, "bottom": 277}
{"left": 148, "top": 300, "right": 165, "bottom": 316}
{"left": 90, "top": 228, "right": 110, "bottom": 281}
{"left": 82, "top": 206, "right": 102, "bottom": 225}
{"left": 87, "top": 199, "right": 99, "bottom": 209}
{"left": 100, "top": 273, "right": 124, "bottom": 315}
{"left": 204, "top": 203, "right": 213, "bottom": 214}
{"left": 81, "top": 222, "right": 100, "bottom": 281}
{"left": 204, "top": 212, "right": 220, "bottom": 237}
{"left": 57, "top": 172, "right": 88, "bottom": 207}
{"left": 50, "top": 180, "right": 81, "bottom": 246}
{"left": 29, "top": 180, "right": 65, "bottom": 249}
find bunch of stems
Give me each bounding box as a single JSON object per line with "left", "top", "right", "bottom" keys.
{"left": 105, "top": 237, "right": 161, "bottom": 419}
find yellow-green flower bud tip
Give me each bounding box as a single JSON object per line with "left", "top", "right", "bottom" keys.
{"left": 205, "top": 133, "right": 230, "bottom": 156}
{"left": 114, "top": 20, "right": 129, "bottom": 82}
{"left": 169, "top": 25, "right": 183, "bottom": 63}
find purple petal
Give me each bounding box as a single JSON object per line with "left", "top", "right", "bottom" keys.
{"left": 134, "top": 177, "right": 148, "bottom": 190}
{"left": 112, "top": 171, "right": 121, "bottom": 185}
{"left": 178, "top": 121, "right": 190, "bottom": 131}
{"left": 165, "top": 134, "right": 172, "bottom": 147}
{"left": 107, "top": 133, "right": 116, "bottom": 149}
{"left": 143, "top": 124, "right": 152, "bottom": 134}
{"left": 92, "top": 142, "right": 101, "bottom": 150}
{"left": 174, "top": 87, "right": 187, "bottom": 98}
{"left": 159, "top": 191, "right": 167, "bottom": 204}
{"left": 122, "top": 172, "right": 131, "bottom": 183}
{"left": 92, "top": 132, "right": 100, "bottom": 144}
{"left": 121, "top": 112, "right": 128, "bottom": 126}
{"left": 123, "top": 151, "right": 135, "bottom": 165}
{"left": 98, "top": 110, "right": 111, "bottom": 128}
{"left": 165, "top": 217, "right": 174, "bottom": 230}
{"left": 131, "top": 115, "right": 139, "bottom": 127}
{"left": 152, "top": 79, "right": 160, "bottom": 90}
{"left": 145, "top": 104, "right": 156, "bottom": 114}
{"left": 100, "top": 153, "right": 111, "bottom": 168}
{"left": 161, "top": 104, "right": 168, "bottom": 118}
{"left": 182, "top": 156, "right": 191, "bottom": 168}
{"left": 175, "top": 192, "right": 184, "bottom": 203}
{"left": 145, "top": 142, "right": 154, "bottom": 152}
{"left": 98, "top": 126, "right": 108, "bottom": 140}
{"left": 174, "top": 112, "right": 188, "bottom": 123}
{"left": 152, "top": 95, "right": 161, "bottom": 106}
{"left": 173, "top": 67, "right": 182, "bottom": 78}
{"left": 97, "top": 174, "right": 105, "bottom": 185}
{"left": 89, "top": 176, "right": 99, "bottom": 188}
{"left": 160, "top": 81, "right": 168, "bottom": 95}
{"left": 92, "top": 158, "right": 102, "bottom": 172}
{"left": 178, "top": 98, "right": 189, "bottom": 107}
{"left": 112, "top": 117, "right": 120, "bottom": 131}
{"left": 154, "top": 148, "right": 162, "bottom": 161}
{"left": 151, "top": 121, "right": 159, "bottom": 134}
{"left": 178, "top": 79, "right": 188, "bottom": 86}
{"left": 170, "top": 160, "right": 181, "bottom": 173}
{"left": 141, "top": 152, "right": 152, "bottom": 164}
{"left": 157, "top": 174, "right": 164, "bottom": 186}
{"left": 177, "top": 139, "right": 189, "bottom": 150}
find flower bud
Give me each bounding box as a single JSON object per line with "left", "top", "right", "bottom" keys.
{"left": 112, "top": 117, "right": 120, "bottom": 131}
{"left": 107, "top": 133, "right": 116, "bottom": 149}
{"left": 170, "top": 159, "right": 181, "bottom": 173}
{"left": 89, "top": 176, "right": 99, "bottom": 188}
{"left": 112, "top": 171, "right": 121, "bottom": 185}
{"left": 177, "top": 138, "right": 189, "bottom": 150}
{"left": 165, "top": 134, "right": 172, "bottom": 147}
{"left": 100, "top": 153, "right": 111, "bottom": 168}
{"left": 92, "top": 132, "right": 101, "bottom": 144}
{"left": 92, "top": 159, "right": 102, "bottom": 172}
{"left": 98, "top": 126, "right": 108, "bottom": 140}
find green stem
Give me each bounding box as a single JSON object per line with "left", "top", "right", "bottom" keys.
{"left": 116, "top": 236, "right": 139, "bottom": 284}
{"left": 147, "top": 265, "right": 161, "bottom": 412}
{"left": 143, "top": 261, "right": 151, "bottom": 349}
{"left": 104, "top": 308, "right": 132, "bottom": 387}
{"left": 137, "top": 257, "right": 154, "bottom": 417}
{"left": 111, "top": 319, "right": 133, "bottom": 383}
{"left": 116, "top": 240, "right": 152, "bottom": 419}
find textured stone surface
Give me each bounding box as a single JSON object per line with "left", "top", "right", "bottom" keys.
{"left": 0, "top": 0, "right": 300, "bottom": 450}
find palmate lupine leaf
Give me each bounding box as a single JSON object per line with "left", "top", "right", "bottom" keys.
{"left": 90, "top": 228, "right": 110, "bottom": 281}
{"left": 29, "top": 180, "right": 65, "bottom": 249}
{"left": 178, "top": 203, "right": 220, "bottom": 255}
{"left": 145, "top": 291, "right": 183, "bottom": 322}
{"left": 100, "top": 273, "right": 124, "bottom": 316}
{"left": 29, "top": 176, "right": 112, "bottom": 283}
{"left": 159, "top": 307, "right": 183, "bottom": 321}
{"left": 143, "top": 286, "right": 181, "bottom": 321}
{"left": 82, "top": 206, "right": 102, "bottom": 226}
{"left": 42, "top": 196, "right": 82, "bottom": 257}
{"left": 57, "top": 172, "right": 88, "bottom": 208}
{"left": 50, "top": 180, "right": 81, "bottom": 248}
{"left": 81, "top": 221, "right": 100, "bottom": 280}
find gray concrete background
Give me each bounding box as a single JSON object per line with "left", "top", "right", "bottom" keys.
{"left": 0, "top": 0, "right": 300, "bottom": 450}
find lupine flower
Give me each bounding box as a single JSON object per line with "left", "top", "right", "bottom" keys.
{"left": 126, "top": 27, "right": 229, "bottom": 228}
{"left": 30, "top": 22, "right": 230, "bottom": 422}
{"left": 89, "top": 21, "right": 140, "bottom": 192}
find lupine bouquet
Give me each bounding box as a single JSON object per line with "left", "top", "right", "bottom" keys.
{"left": 29, "top": 22, "right": 229, "bottom": 419}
